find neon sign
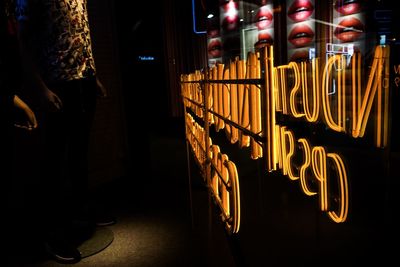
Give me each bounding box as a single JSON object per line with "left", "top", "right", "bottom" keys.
{"left": 184, "top": 112, "right": 241, "bottom": 234}
{"left": 181, "top": 44, "right": 390, "bottom": 228}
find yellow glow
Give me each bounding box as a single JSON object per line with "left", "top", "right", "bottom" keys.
{"left": 229, "top": 60, "right": 239, "bottom": 144}
{"left": 185, "top": 113, "right": 208, "bottom": 170}
{"left": 210, "top": 145, "right": 221, "bottom": 196}
{"left": 311, "top": 146, "right": 328, "bottom": 211}
{"left": 321, "top": 55, "right": 346, "bottom": 133}
{"left": 220, "top": 153, "right": 230, "bottom": 216}
{"left": 327, "top": 153, "right": 349, "bottom": 223}
{"left": 217, "top": 64, "right": 225, "bottom": 131}
{"left": 274, "top": 65, "right": 281, "bottom": 112}
{"left": 211, "top": 66, "right": 219, "bottom": 130}
{"left": 223, "top": 66, "right": 232, "bottom": 141}
{"left": 226, "top": 160, "right": 241, "bottom": 233}
{"left": 298, "top": 138, "right": 317, "bottom": 196}
{"left": 351, "top": 52, "right": 360, "bottom": 137}
{"left": 181, "top": 72, "right": 204, "bottom": 119}
{"left": 209, "top": 144, "right": 241, "bottom": 234}
{"left": 182, "top": 45, "right": 368, "bottom": 226}
{"left": 302, "top": 59, "right": 320, "bottom": 122}
{"left": 275, "top": 125, "right": 349, "bottom": 222}
{"left": 276, "top": 66, "right": 289, "bottom": 114}
{"left": 206, "top": 70, "right": 214, "bottom": 125}
{"left": 280, "top": 126, "right": 299, "bottom": 180}
{"left": 288, "top": 62, "right": 305, "bottom": 118}
{"left": 275, "top": 125, "right": 282, "bottom": 170}
{"left": 184, "top": 45, "right": 392, "bottom": 149}
{"left": 351, "top": 46, "right": 390, "bottom": 147}
{"left": 194, "top": 70, "right": 203, "bottom": 118}
{"left": 248, "top": 52, "right": 263, "bottom": 159}
{"left": 237, "top": 59, "right": 250, "bottom": 148}
{"left": 383, "top": 49, "right": 389, "bottom": 147}
{"left": 264, "top": 46, "right": 277, "bottom": 171}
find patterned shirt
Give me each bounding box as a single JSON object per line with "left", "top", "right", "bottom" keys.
{"left": 1, "top": 0, "right": 19, "bottom": 101}
{"left": 16, "top": 0, "right": 96, "bottom": 83}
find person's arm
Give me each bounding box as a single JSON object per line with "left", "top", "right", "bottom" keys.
{"left": 95, "top": 76, "right": 108, "bottom": 98}
{"left": 15, "top": 0, "right": 62, "bottom": 112}
{"left": 13, "top": 95, "right": 38, "bottom": 130}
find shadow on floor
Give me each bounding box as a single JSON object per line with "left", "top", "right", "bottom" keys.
{"left": 7, "top": 117, "right": 228, "bottom": 267}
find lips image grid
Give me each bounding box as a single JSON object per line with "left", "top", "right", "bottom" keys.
{"left": 286, "top": 0, "right": 315, "bottom": 61}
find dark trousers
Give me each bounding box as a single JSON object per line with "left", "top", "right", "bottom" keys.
{"left": 38, "top": 77, "right": 97, "bottom": 239}
{"left": 0, "top": 96, "right": 14, "bottom": 248}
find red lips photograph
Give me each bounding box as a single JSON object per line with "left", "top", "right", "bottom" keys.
{"left": 255, "top": 5, "right": 273, "bottom": 30}
{"left": 335, "top": 0, "right": 362, "bottom": 15}
{"left": 254, "top": 2, "right": 274, "bottom": 48}
{"left": 334, "top": 16, "right": 364, "bottom": 43}
{"left": 289, "top": 48, "right": 309, "bottom": 62}
{"left": 287, "top": 0, "right": 314, "bottom": 22}
{"left": 331, "top": 0, "right": 365, "bottom": 55}
{"left": 286, "top": 0, "right": 315, "bottom": 62}
{"left": 208, "top": 38, "right": 223, "bottom": 58}
{"left": 288, "top": 22, "right": 315, "bottom": 47}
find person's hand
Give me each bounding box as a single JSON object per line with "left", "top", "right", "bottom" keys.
{"left": 40, "top": 85, "right": 63, "bottom": 112}
{"left": 95, "top": 77, "right": 108, "bottom": 98}
{"left": 13, "top": 95, "right": 38, "bottom": 131}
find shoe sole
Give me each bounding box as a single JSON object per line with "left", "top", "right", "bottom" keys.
{"left": 45, "top": 243, "right": 82, "bottom": 264}
{"left": 96, "top": 221, "right": 116, "bottom": 227}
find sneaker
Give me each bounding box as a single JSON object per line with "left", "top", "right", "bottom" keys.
{"left": 45, "top": 240, "right": 81, "bottom": 264}
{"left": 95, "top": 213, "right": 117, "bottom": 226}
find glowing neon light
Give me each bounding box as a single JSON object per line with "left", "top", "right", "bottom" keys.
{"left": 237, "top": 59, "right": 250, "bottom": 148}
{"left": 311, "top": 147, "right": 328, "bottom": 211}
{"left": 182, "top": 45, "right": 392, "bottom": 226}
{"left": 298, "top": 138, "right": 317, "bottom": 196}
{"left": 217, "top": 64, "right": 225, "bottom": 131}
{"left": 206, "top": 70, "right": 214, "bottom": 125}
{"left": 226, "top": 160, "right": 240, "bottom": 234}
{"left": 302, "top": 59, "right": 320, "bottom": 122}
{"left": 327, "top": 153, "right": 349, "bottom": 223}
{"left": 280, "top": 127, "right": 299, "bottom": 180}
{"left": 288, "top": 62, "right": 305, "bottom": 118}
{"left": 321, "top": 54, "right": 346, "bottom": 132}
{"left": 209, "top": 144, "right": 241, "bottom": 234}
{"left": 351, "top": 46, "right": 390, "bottom": 147}
{"left": 248, "top": 52, "right": 263, "bottom": 159}
{"left": 275, "top": 125, "right": 282, "bottom": 170}
{"left": 263, "top": 46, "right": 277, "bottom": 171}
{"left": 276, "top": 125, "right": 349, "bottom": 220}
{"left": 276, "top": 66, "right": 289, "bottom": 114}
{"left": 222, "top": 67, "right": 231, "bottom": 140}
{"left": 229, "top": 60, "right": 239, "bottom": 144}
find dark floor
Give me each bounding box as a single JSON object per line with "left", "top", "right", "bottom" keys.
{"left": 6, "top": 117, "right": 236, "bottom": 267}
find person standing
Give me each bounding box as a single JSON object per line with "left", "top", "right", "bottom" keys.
{"left": 1, "top": 0, "right": 38, "bottom": 265}
{"left": 16, "top": 0, "right": 114, "bottom": 263}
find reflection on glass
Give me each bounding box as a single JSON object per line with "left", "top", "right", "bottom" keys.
{"left": 286, "top": 0, "right": 315, "bottom": 62}
{"left": 334, "top": 15, "right": 364, "bottom": 43}
{"left": 332, "top": 0, "right": 365, "bottom": 52}
{"left": 207, "top": 16, "right": 223, "bottom": 67}
{"left": 221, "top": 0, "right": 240, "bottom": 32}
{"left": 287, "top": 0, "right": 314, "bottom": 22}
{"left": 254, "top": 1, "right": 274, "bottom": 48}
{"left": 288, "top": 22, "right": 315, "bottom": 47}
{"left": 334, "top": 0, "right": 362, "bottom": 15}
{"left": 220, "top": 0, "right": 240, "bottom": 61}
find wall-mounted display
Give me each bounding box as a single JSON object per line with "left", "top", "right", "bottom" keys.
{"left": 184, "top": 0, "right": 398, "bottom": 265}
{"left": 286, "top": 0, "right": 315, "bottom": 61}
